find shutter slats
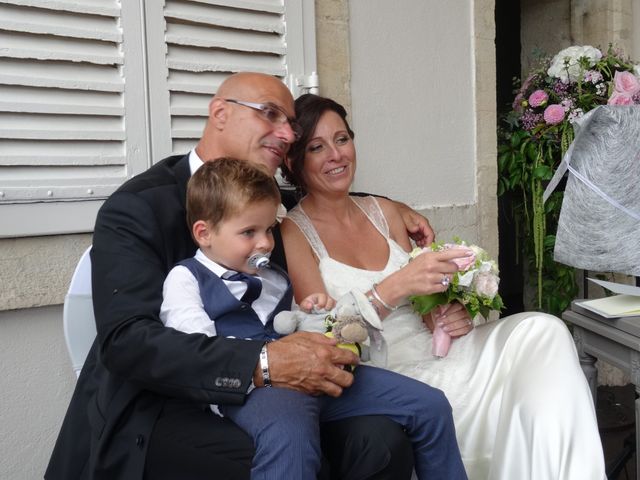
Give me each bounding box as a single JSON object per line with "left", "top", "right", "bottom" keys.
{"left": 167, "top": 70, "right": 229, "bottom": 95}
{"left": 0, "top": 0, "right": 121, "bottom": 17}
{"left": 1, "top": 138, "right": 124, "bottom": 165}
{"left": 184, "top": 0, "right": 283, "bottom": 15}
{"left": 167, "top": 48, "right": 284, "bottom": 75}
{"left": 0, "top": 112, "right": 125, "bottom": 139}
{"left": 0, "top": 3, "right": 121, "bottom": 42}
{"left": 0, "top": 31, "right": 122, "bottom": 65}
{"left": 0, "top": 85, "right": 124, "bottom": 115}
{"left": 0, "top": 0, "right": 128, "bottom": 203}
{"left": 0, "top": 59, "right": 124, "bottom": 92}
{"left": 165, "top": 1, "right": 284, "bottom": 34}
{"left": 166, "top": 23, "right": 285, "bottom": 55}
{"left": 164, "top": 0, "right": 288, "bottom": 153}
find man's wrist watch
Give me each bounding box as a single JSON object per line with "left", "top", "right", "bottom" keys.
{"left": 259, "top": 343, "right": 272, "bottom": 387}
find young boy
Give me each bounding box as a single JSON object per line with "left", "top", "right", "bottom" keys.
{"left": 160, "top": 157, "right": 330, "bottom": 341}
{"left": 160, "top": 158, "right": 467, "bottom": 480}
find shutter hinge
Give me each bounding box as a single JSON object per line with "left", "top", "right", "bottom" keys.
{"left": 286, "top": 72, "right": 319, "bottom": 98}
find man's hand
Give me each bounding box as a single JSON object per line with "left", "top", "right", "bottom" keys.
{"left": 395, "top": 202, "right": 435, "bottom": 247}
{"left": 261, "top": 332, "right": 358, "bottom": 397}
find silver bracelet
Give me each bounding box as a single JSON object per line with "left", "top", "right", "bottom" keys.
{"left": 259, "top": 343, "right": 272, "bottom": 387}
{"left": 371, "top": 282, "right": 398, "bottom": 311}
{"left": 366, "top": 293, "right": 381, "bottom": 315}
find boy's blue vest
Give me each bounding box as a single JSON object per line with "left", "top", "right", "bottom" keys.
{"left": 177, "top": 258, "right": 292, "bottom": 341}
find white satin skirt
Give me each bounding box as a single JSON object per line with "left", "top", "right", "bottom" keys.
{"left": 383, "top": 310, "right": 606, "bottom": 480}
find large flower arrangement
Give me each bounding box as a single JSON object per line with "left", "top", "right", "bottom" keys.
{"left": 498, "top": 45, "right": 640, "bottom": 315}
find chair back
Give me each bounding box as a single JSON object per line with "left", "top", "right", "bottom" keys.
{"left": 63, "top": 247, "right": 96, "bottom": 377}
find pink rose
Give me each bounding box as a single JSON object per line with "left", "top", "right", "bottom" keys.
{"left": 608, "top": 91, "right": 634, "bottom": 105}
{"left": 512, "top": 93, "right": 525, "bottom": 112}
{"left": 543, "top": 104, "right": 565, "bottom": 125}
{"left": 613, "top": 71, "right": 640, "bottom": 96}
{"left": 442, "top": 245, "right": 476, "bottom": 271}
{"left": 528, "top": 90, "right": 548, "bottom": 108}
{"left": 431, "top": 324, "right": 451, "bottom": 358}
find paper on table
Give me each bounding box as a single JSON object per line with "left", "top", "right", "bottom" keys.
{"left": 587, "top": 278, "right": 640, "bottom": 296}
{"left": 574, "top": 278, "right": 640, "bottom": 318}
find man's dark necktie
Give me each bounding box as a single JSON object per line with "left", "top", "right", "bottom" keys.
{"left": 227, "top": 272, "right": 262, "bottom": 304}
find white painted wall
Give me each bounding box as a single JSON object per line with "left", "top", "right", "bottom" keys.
{"left": 0, "top": 306, "right": 75, "bottom": 479}
{"left": 349, "top": 0, "right": 476, "bottom": 209}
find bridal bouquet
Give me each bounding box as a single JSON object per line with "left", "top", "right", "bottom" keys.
{"left": 409, "top": 239, "right": 504, "bottom": 357}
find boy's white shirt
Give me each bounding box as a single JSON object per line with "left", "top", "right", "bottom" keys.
{"left": 160, "top": 249, "right": 289, "bottom": 336}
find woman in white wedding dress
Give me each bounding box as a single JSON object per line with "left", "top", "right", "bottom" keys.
{"left": 280, "top": 94, "right": 606, "bottom": 480}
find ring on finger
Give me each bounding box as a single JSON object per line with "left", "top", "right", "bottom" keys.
{"left": 440, "top": 274, "right": 450, "bottom": 287}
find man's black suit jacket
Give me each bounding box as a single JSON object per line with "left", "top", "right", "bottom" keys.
{"left": 46, "top": 154, "right": 293, "bottom": 479}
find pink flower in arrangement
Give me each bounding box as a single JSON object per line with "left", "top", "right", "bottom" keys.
{"left": 543, "top": 104, "right": 565, "bottom": 125}
{"left": 442, "top": 244, "right": 476, "bottom": 271}
{"left": 528, "top": 89, "right": 548, "bottom": 107}
{"left": 613, "top": 71, "right": 640, "bottom": 96}
{"left": 607, "top": 92, "right": 634, "bottom": 105}
{"left": 512, "top": 93, "right": 525, "bottom": 112}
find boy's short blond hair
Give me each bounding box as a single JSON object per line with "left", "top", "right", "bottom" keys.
{"left": 186, "top": 157, "right": 281, "bottom": 230}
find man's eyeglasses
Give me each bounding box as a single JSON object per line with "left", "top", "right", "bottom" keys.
{"left": 224, "top": 99, "right": 303, "bottom": 141}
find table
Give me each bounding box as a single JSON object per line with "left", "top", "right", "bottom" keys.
{"left": 563, "top": 301, "right": 640, "bottom": 478}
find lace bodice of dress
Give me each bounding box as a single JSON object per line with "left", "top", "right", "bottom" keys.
{"left": 286, "top": 196, "right": 411, "bottom": 301}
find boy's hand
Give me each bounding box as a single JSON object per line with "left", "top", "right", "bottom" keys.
{"left": 299, "top": 293, "right": 336, "bottom": 313}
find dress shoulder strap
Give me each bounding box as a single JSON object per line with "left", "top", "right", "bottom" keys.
{"left": 286, "top": 205, "right": 330, "bottom": 260}
{"left": 352, "top": 196, "right": 390, "bottom": 239}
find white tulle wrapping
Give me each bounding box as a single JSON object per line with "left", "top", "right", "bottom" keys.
{"left": 544, "top": 105, "right": 640, "bottom": 275}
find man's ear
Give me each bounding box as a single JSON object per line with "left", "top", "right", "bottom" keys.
{"left": 192, "top": 220, "right": 212, "bottom": 247}
{"left": 208, "top": 97, "right": 228, "bottom": 130}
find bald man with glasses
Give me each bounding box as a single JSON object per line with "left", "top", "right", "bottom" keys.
{"left": 46, "top": 73, "right": 444, "bottom": 480}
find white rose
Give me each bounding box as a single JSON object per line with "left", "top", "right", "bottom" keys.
{"left": 548, "top": 45, "right": 602, "bottom": 83}
{"left": 457, "top": 269, "right": 475, "bottom": 288}
{"left": 472, "top": 272, "right": 499, "bottom": 299}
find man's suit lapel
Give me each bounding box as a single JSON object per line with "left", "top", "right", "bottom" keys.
{"left": 173, "top": 153, "right": 192, "bottom": 209}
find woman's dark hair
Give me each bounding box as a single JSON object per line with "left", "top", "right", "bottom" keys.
{"left": 281, "top": 94, "right": 354, "bottom": 194}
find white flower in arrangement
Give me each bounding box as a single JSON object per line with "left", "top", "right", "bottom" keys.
{"left": 547, "top": 45, "right": 602, "bottom": 83}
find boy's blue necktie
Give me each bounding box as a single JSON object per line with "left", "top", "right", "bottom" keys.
{"left": 227, "top": 272, "right": 262, "bottom": 305}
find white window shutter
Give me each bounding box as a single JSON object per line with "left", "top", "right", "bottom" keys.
{"left": 145, "top": 0, "right": 318, "bottom": 160}
{"left": 0, "top": 0, "right": 149, "bottom": 236}
{"left": 0, "top": 0, "right": 317, "bottom": 237}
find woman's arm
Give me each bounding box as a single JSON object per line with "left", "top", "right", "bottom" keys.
{"left": 280, "top": 217, "right": 331, "bottom": 303}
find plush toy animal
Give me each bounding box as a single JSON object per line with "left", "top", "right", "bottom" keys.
{"left": 274, "top": 290, "right": 388, "bottom": 366}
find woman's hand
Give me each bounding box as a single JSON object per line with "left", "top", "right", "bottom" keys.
{"left": 430, "top": 303, "right": 473, "bottom": 338}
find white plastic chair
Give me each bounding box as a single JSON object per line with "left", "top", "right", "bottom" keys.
{"left": 63, "top": 246, "right": 96, "bottom": 377}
